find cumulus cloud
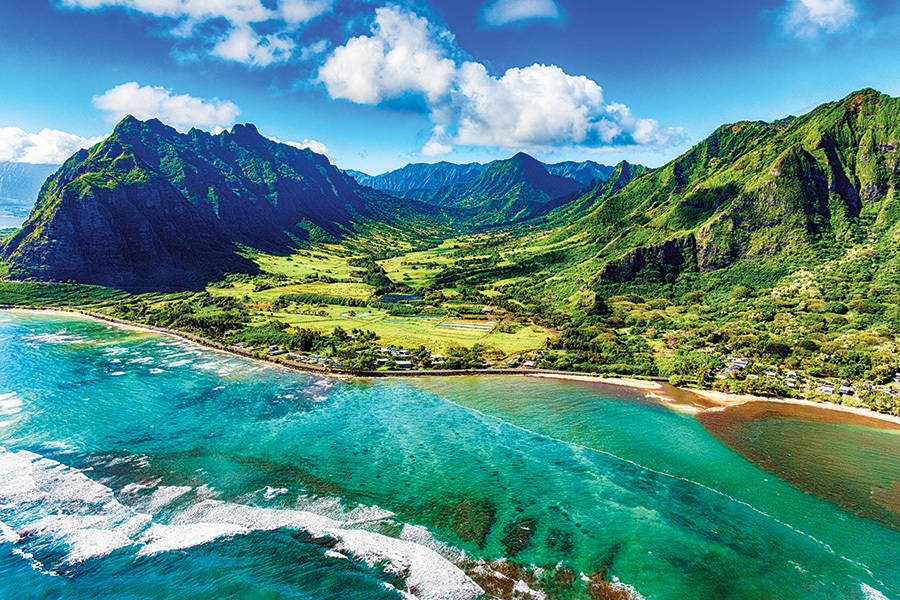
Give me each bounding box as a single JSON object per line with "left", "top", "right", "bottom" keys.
{"left": 0, "top": 127, "right": 104, "bottom": 164}
{"left": 481, "top": 0, "right": 561, "bottom": 27}
{"left": 320, "top": 6, "right": 675, "bottom": 155}
{"left": 318, "top": 7, "right": 457, "bottom": 105}
{"left": 59, "top": 0, "right": 333, "bottom": 65}
{"left": 93, "top": 82, "right": 241, "bottom": 131}
{"left": 784, "top": 0, "right": 857, "bottom": 36}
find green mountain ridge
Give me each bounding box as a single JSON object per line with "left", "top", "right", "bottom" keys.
{"left": 525, "top": 88, "right": 899, "bottom": 290}
{"left": 1, "top": 116, "right": 434, "bottom": 289}
{"left": 403, "top": 152, "right": 586, "bottom": 226}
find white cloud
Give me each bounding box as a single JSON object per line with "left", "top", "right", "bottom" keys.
{"left": 318, "top": 6, "right": 457, "bottom": 105}
{"left": 298, "top": 39, "right": 329, "bottom": 61}
{"left": 319, "top": 6, "right": 675, "bottom": 155}
{"left": 481, "top": 0, "right": 560, "bottom": 27}
{"left": 282, "top": 138, "right": 330, "bottom": 156}
{"left": 59, "top": 0, "right": 333, "bottom": 65}
{"left": 784, "top": 0, "right": 857, "bottom": 36}
{"left": 93, "top": 82, "right": 241, "bottom": 131}
{"left": 210, "top": 25, "right": 296, "bottom": 67}
{"left": 0, "top": 127, "right": 104, "bottom": 164}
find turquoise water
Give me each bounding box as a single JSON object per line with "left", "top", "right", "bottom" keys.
{"left": 0, "top": 311, "right": 897, "bottom": 599}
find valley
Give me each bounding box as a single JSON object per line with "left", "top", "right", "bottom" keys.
{"left": 1, "top": 89, "right": 899, "bottom": 417}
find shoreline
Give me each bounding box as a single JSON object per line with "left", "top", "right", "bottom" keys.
{"left": 4, "top": 306, "right": 899, "bottom": 427}
{"left": 689, "top": 388, "right": 900, "bottom": 428}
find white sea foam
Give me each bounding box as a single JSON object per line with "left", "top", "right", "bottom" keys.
{"left": 0, "top": 448, "right": 482, "bottom": 599}
{"left": 109, "top": 371, "right": 126, "bottom": 377}
{"left": 262, "top": 486, "right": 288, "bottom": 500}
{"left": 861, "top": 583, "right": 889, "bottom": 600}
{"left": 143, "top": 486, "right": 192, "bottom": 513}
{"left": 0, "top": 520, "right": 18, "bottom": 543}
{"left": 126, "top": 356, "right": 154, "bottom": 365}
{"left": 0, "top": 393, "right": 22, "bottom": 416}
{"left": 22, "top": 330, "right": 90, "bottom": 345}
{"left": 141, "top": 500, "right": 482, "bottom": 600}
{"left": 165, "top": 359, "right": 193, "bottom": 368}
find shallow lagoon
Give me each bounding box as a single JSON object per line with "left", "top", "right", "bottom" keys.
{"left": 0, "top": 311, "right": 897, "bottom": 599}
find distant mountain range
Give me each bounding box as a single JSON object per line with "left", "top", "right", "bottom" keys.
{"left": 0, "top": 161, "right": 59, "bottom": 223}
{"left": 4, "top": 88, "right": 899, "bottom": 296}
{"left": 346, "top": 157, "right": 614, "bottom": 193}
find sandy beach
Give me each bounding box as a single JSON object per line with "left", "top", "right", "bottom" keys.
{"left": 690, "top": 388, "right": 900, "bottom": 428}
{"left": 524, "top": 372, "right": 662, "bottom": 389}
{"left": 4, "top": 307, "right": 899, "bottom": 427}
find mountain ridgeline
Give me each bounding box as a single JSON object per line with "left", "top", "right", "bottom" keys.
{"left": 346, "top": 158, "right": 613, "bottom": 192}
{"left": 3, "top": 88, "right": 899, "bottom": 296}
{"left": 567, "top": 88, "right": 900, "bottom": 286}
{"left": 1, "top": 117, "right": 417, "bottom": 288}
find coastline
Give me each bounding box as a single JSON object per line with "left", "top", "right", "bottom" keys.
{"left": 4, "top": 306, "right": 899, "bottom": 427}
{"left": 690, "top": 388, "right": 900, "bottom": 428}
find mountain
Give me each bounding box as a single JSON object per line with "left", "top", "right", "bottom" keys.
{"left": 346, "top": 158, "right": 616, "bottom": 193}
{"left": 544, "top": 160, "right": 615, "bottom": 186}
{"left": 346, "top": 162, "right": 487, "bottom": 193}
{"left": 465, "top": 88, "right": 899, "bottom": 299}
{"left": 399, "top": 152, "right": 587, "bottom": 226}
{"left": 545, "top": 160, "right": 650, "bottom": 224}
{"left": 0, "top": 161, "right": 59, "bottom": 224}
{"left": 1, "top": 116, "right": 418, "bottom": 289}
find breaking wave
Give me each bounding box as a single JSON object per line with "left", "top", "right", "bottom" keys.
{"left": 0, "top": 447, "right": 482, "bottom": 600}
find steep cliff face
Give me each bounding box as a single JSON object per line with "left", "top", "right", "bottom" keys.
{"left": 577, "top": 89, "right": 900, "bottom": 284}
{"left": 1, "top": 116, "right": 406, "bottom": 289}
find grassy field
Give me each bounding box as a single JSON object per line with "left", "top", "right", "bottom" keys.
{"left": 209, "top": 242, "right": 554, "bottom": 356}
{"left": 0, "top": 235, "right": 554, "bottom": 358}
{"left": 245, "top": 303, "right": 548, "bottom": 354}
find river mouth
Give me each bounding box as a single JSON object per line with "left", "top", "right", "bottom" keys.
{"left": 698, "top": 401, "right": 900, "bottom": 530}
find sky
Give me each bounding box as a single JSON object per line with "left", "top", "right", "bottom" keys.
{"left": 1, "top": 0, "right": 899, "bottom": 174}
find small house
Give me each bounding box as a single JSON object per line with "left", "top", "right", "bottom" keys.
{"left": 395, "top": 360, "right": 413, "bottom": 369}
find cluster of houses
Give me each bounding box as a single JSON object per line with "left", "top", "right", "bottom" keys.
{"left": 507, "top": 353, "right": 538, "bottom": 368}
{"left": 719, "top": 356, "right": 900, "bottom": 398}
{"left": 376, "top": 346, "right": 414, "bottom": 369}
{"left": 262, "top": 345, "right": 345, "bottom": 369}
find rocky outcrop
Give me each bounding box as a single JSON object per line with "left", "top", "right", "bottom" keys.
{"left": 600, "top": 235, "right": 699, "bottom": 283}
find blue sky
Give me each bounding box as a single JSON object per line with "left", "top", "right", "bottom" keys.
{"left": 1, "top": 0, "right": 899, "bottom": 174}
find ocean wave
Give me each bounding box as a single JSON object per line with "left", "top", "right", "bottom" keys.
{"left": 0, "top": 447, "right": 482, "bottom": 599}
{"left": 0, "top": 393, "right": 22, "bottom": 416}
{"left": 126, "top": 356, "right": 154, "bottom": 365}
{"left": 0, "top": 520, "right": 18, "bottom": 543}
{"left": 861, "top": 583, "right": 889, "bottom": 600}
{"left": 22, "top": 330, "right": 91, "bottom": 345}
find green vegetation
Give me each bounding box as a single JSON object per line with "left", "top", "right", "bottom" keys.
{"left": 2, "top": 90, "right": 899, "bottom": 414}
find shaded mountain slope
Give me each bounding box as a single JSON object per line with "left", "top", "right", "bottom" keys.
{"left": 1, "top": 116, "right": 421, "bottom": 289}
